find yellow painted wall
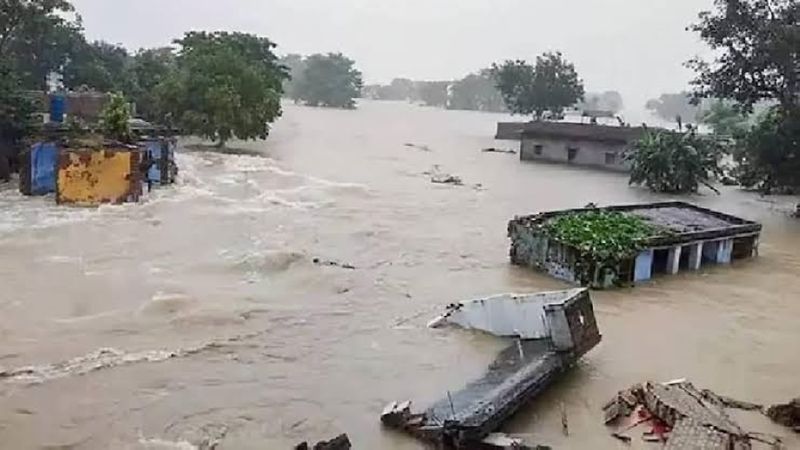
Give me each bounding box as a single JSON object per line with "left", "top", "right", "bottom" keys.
{"left": 57, "top": 148, "right": 141, "bottom": 206}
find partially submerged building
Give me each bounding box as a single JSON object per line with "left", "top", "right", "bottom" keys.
{"left": 383, "top": 288, "right": 601, "bottom": 449}
{"left": 509, "top": 202, "right": 762, "bottom": 288}
{"left": 518, "top": 122, "right": 646, "bottom": 172}
{"left": 56, "top": 146, "right": 144, "bottom": 206}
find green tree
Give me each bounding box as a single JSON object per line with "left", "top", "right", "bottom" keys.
{"left": 687, "top": 0, "right": 799, "bottom": 113}
{"left": 645, "top": 92, "right": 703, "bottom": 124}
{"left": 449, "top": 70, "right": 505, "bottom": 112}
{"left": 278, "top": 53, "right": 306, "bottom": 101}
{"left": 100, "top": 92, "right": 132, "bottom": 143}
{"left": 733, "top": 108, "right": 800, "bottom": 193}
{"left": 0, "top": 0, "right": 83, "bottom": 89}
{"left": 491, "top": 52, "right": 584, "bottom": 120}
{"left": 0, "top": 62, "right": 37, "bottom": 176}
{"left": 580, "top": 91, "right": 624, "bottom": 114}
{"left": 156, "top": 31, "right": 287, "bottom": 146}
{"left": 698, "top": 101, "right": 750, "bottom": 137}
{"left": 626, "top": 129, "right": 724, "bottom": 194}
{"left": 687, "top": 0, "right": 800, "bottom": 193}
{"left": 415, "top": 80, "right": 449, "bottom": 107}
{"left": 127, "top": 47, "right": 176, "bottom": 122}
{"left": 63, "top": 40, "right": 133, "bottom": 92}
{"left": 295, "top": 53, "right": 362, "bottom": 108}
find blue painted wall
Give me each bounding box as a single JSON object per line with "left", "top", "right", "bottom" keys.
{"left": 30, "top": 142, "right": 58, "bottom": 195}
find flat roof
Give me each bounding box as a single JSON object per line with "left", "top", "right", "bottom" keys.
{"left": 520, "top": 121, "right": 647, "bottom": 144}
{"left": 512, "top": 202, "right": 762, "bottom": 246}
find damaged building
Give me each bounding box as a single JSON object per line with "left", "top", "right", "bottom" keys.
{"left": 508, "top": 202, "right": 762, "bottom": 288}
{"left": 382, "top": 288, "right": 601, "bottom": 449}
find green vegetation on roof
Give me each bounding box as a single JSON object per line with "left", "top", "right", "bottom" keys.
{"left": 542, "top": 210, "right": 673, "bottom": 286}
{"left": 544, "top": 211, "right": 660, "bottom": 260}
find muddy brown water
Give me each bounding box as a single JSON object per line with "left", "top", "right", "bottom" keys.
{"left": 0, "top": 100, "right": 798, "bottom": 449}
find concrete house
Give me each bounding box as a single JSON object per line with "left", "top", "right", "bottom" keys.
{"left": 517, "top": 122, "right": 647, "bottom": 172}
{"left": 508, "top": 202, "right": 762, "bottom": 288}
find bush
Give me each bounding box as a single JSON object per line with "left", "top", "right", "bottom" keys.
{"left": 100, "top": 92, "right": 132, "bottom": 143}
{"left": 626, "top": 129, "right": 724, "bottom": 194}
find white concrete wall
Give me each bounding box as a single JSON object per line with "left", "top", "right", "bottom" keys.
{"left": 520, "top": 136, "right": 631, "bottom": 172}
{"left": 429, "top": 289, "right": 586, "bottom": 339}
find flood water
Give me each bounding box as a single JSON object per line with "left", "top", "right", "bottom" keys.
{"left": 1, "top": 100, "right": 799, "bottom": 449}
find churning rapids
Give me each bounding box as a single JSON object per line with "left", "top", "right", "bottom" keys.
{"left": 1, "top": 101, "right": 799, "bottom": 449}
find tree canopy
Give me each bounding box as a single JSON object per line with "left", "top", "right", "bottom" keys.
{"left": 293, "top": 53, "right": 363, "bottom": 109}
{"left": 416, "top": 80, "right": 449, "bottom": 108}
{"left": 156, "top": 31, "right": 287, "bottom": 146}
{"left": 278, "top": 53, "right": 306, "bottom": 101}
{"left": 449, "top": 70, "right": 505, "bottom": 112}
{"left": 491, "top": 52, "right": 584, "bottom": 120}
{"left": 0, "top": 62, "right": 36, "bottom": 147}
{"left": 698, "top": 100, "right": 751, "bottom": 137}
{"left": 579, "top": 91, "right": 624, "bottom": 114}
{"left": 645, "top": 92, "right": 703, "bottom": 123}
{"left": 687, "top": 0, "right": 800, "bottom": 193}
{"left": 0, "top": 0, "right": 83, "bottom": 89}
{"left": 687, "top": 0, "right": 800, "bottom": 113}
{"left": 63, "top": 40, "right": 133, "bottom": 93}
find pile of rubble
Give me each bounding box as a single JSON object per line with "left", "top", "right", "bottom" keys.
{"left": 603, "top": 380, "right": 785, "bottom": 449}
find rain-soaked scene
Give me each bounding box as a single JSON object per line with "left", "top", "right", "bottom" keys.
{"left": 1, "top": 1, "right": 800, "bottom": 449}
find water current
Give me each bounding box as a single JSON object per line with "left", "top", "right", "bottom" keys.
{"left": 0, "top": 100, "right": 798, "bottom": 449}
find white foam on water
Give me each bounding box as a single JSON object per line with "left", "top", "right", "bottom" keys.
{"left": 0, "top": 331, "right": 266, "bottom": 386}
{"left": 136, "top": 437, "right": 198, "bottom": 450}
{"left": 0, "top": 148, "right": 369, "bottom": 236}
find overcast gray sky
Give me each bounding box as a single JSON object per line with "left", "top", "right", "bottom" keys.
{"left": 71, "top": 0, "right": 714, "bottom": 116}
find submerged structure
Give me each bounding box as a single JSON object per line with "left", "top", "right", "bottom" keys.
{"left": 382, "top": 288, "right": 601, "bottom": 449}
{"left": 19, "top": 134, "right": 176, "bottom": 205}
{"left": 603, "top": 380, "right": 783, "bottom": 448}
{"left": 509, "top": 202, "right": 762, "bottom": 289}
{"left": 56, "top": 146, "right": 144, "bottom": 206}
{"left": 517, "top": 122, "right": 646, "bottom": 172}
{"left": 19, "top": 142, "right": 59, "bottom": 196}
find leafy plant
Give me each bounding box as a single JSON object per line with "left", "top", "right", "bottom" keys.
{"left": 100, "top": 92, "right": 132, "bottom": 143}
{"left": 698, "top": 100, "right": 750, "bottom": 137}
{"left": 626, "top": 129, "right": 725, "bottom": 194}
{"left": 544, "top": 211, "right": 664, "bottom": 286}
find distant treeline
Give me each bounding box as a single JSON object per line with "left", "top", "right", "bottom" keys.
{"left": 362, "top": 73, "right": 625, "bottom": 116}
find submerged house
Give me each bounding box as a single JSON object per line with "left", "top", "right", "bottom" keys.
{"left": 508, "top": 202, "right": 762, "bottom": 288}
{"left": 518, "top": 122, "right": 646, "bottom": 171}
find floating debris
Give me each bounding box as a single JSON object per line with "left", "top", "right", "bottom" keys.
{"left": 404, "top": 143, "right": 432, "bottom": 152}
{"left": 767, "top": 398, "right": 800, "bottom": 432}
{"left": 430, "top": 173, "right": 463, "bottom": 186}
{"left": 294, "top": 434, "right": 351, "bottom": 450}
{"left": 481, "top": 147, "right": 517, "bottom": 154}
{"left": 383, "top": 289, "right": 601, "bottom": 449}
{"left": 312, "top": 258, "right": 356, "bottom": 270}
